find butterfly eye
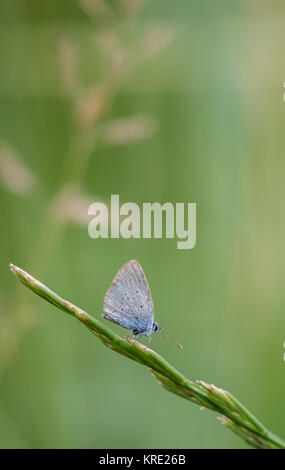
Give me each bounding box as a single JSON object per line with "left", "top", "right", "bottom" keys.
{"left": 153, "top": 322, "right": 160, "bottom": 332}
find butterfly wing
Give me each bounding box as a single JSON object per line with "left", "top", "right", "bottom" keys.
{"left": 103, "top": 260, "right": 154, "bottom": 333}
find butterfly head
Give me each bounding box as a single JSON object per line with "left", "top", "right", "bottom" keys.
{"left": 152, "top": 322, "right": 161, "bottom": 333}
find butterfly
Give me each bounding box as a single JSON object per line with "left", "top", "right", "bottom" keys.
{"left": 103, "top": 260, "right": 183, "bottom": 349}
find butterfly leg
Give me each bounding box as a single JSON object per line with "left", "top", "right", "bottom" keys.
{"left": 141, "top": 335, "right": 151, "bottom": 351}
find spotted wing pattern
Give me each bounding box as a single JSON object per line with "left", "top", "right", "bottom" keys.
{"left": 103, "top": 260, "right": 154, "bottom": 334}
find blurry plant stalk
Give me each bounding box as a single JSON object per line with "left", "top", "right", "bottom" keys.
{"left": 9, "top": 264, "right": 285, "bottom": 450}
{"left": 33, "top": 14, "right": 173, "bottom": 269}
{"left": 1, "top": 3, "right": 176, "bottom": 379}
{"left": 38, "top": 14, "right": 173, "bottom": 269}
{"left": 0, "top": 142, "right": 37, "bottom": 196}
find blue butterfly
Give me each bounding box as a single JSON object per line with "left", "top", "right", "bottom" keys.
{"left": 103, "top": 260, "right": 182, "bottom": 349}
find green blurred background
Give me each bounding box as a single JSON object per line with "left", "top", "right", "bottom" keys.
{"left": 0, "top": 0, "right": 285, "bottom": 449}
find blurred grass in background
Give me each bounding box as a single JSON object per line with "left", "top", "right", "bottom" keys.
{"left": 0, "top": 0, "right": 285, "bottom": 449}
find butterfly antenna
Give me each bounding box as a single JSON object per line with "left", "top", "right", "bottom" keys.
{"left": 161, "top": 327, "right": 183, "bottom": 350}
